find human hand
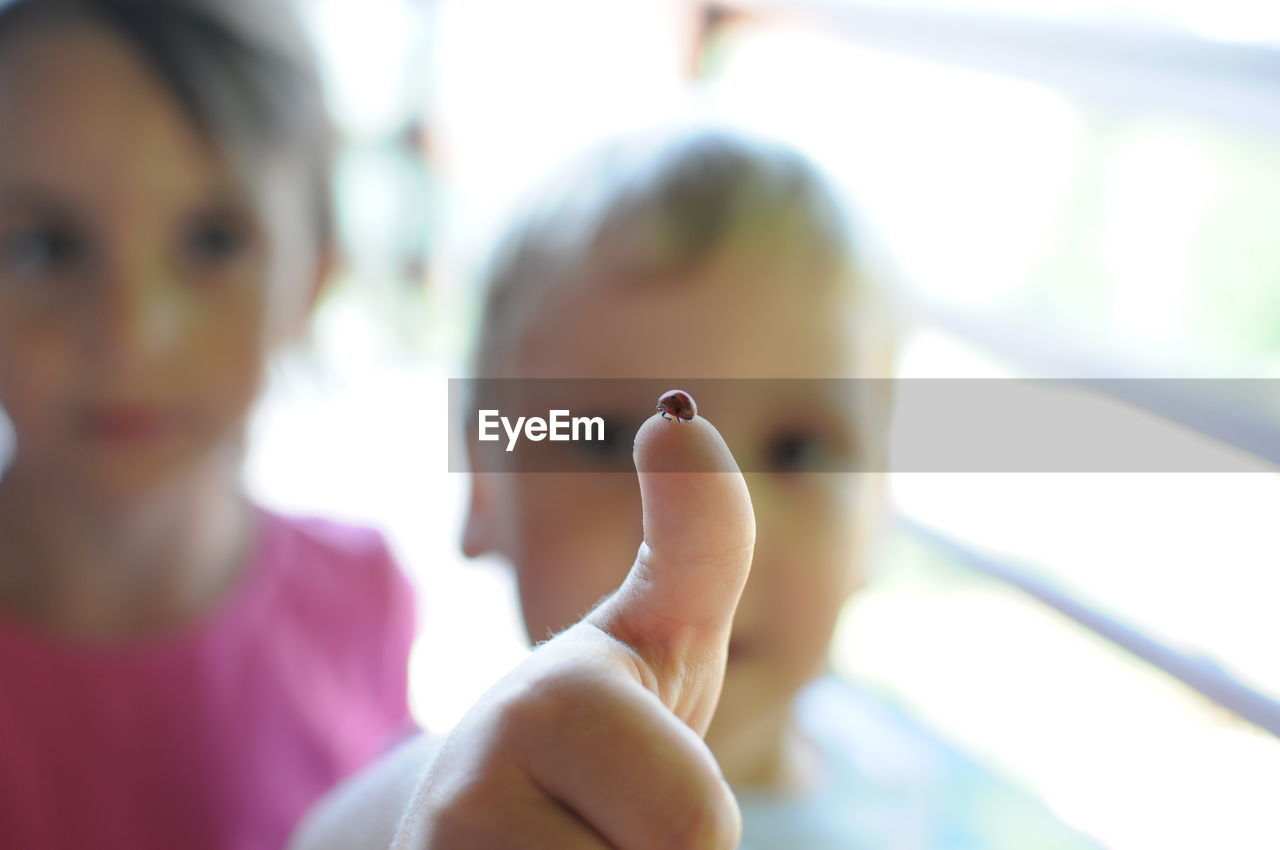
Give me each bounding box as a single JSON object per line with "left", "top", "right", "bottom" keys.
{"left": 394, "top": 409, "right": 754, "bottom": 849}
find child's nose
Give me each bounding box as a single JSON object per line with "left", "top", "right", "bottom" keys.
{"left": 90, "top": 268, "right": 181, "bottom": 373}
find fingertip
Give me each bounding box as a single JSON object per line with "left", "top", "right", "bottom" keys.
{"left": 588, "top": 405, "right": 755, "bottom": 733}
{"left": 632, "top": 411, "right": 755, "bottom": 568}
{"left": 631, "top": 410, "right": 755, "bottom": 569}
{"left": 633, "top": 412, "right": 740, "bottom": 475}
{"left": 615, "top": 409, "right": 755, "bottom": 638}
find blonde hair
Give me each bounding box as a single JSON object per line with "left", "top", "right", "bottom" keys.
{"left": 473, "top": 125, "right": 898, "bottom": 379}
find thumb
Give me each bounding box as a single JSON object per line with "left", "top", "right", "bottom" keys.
{"left": 588, "top": 407, "right": 755, "bottom": 733}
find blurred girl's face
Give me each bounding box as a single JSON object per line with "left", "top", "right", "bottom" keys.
{"left": 0, "top": 21, "right": 316, "bottom": 498}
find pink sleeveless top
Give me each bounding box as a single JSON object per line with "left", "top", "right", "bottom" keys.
{"left": 0, "top": 508, "right": 417, "bottom": 850}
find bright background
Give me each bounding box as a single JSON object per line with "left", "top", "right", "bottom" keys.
{"left": 242, "top": 2, "right": 1280, "bottom": 848}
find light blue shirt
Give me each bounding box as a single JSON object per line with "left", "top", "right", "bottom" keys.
{"left": 736, "top": 677, "right": 1103, "bottom": 850}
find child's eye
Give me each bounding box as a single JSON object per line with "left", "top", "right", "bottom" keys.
{"left": 0, "top": 225, "right": 86, "bottom": 279}
{"left": 564, "top": 418, "right": 633, "bottom": 469}
{"left": 183, "top": 214, "right": 251, "bottom": 270}
{"left": 765, "top": 429, "right": 842, "bottom": 474}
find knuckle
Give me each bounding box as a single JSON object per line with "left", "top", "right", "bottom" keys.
{"left": 500, "top": 663, "right": 609, "bottom": 737}
{"left": 417, "top": 778, "right": 500, "bottom": 847}
{"left": 659, "top": 789, "right": 741, "bottom": 850}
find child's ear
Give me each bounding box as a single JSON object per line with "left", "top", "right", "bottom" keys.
{"left": 461, "top": 445, "right": 499, "bottom": 558}
{"left": 274, "top": 244, "right": 337, "bottom": 345}
{"left": 304, "top": 242, "right": 337, "bottom": 318}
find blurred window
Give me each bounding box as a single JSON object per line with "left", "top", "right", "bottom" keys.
{"left": 697, "top": 3, "right": 1280, "bottom": 847}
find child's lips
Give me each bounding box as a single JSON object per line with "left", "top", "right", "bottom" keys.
{"left": 81, "top": 404, "right": 177, "bottom": 442}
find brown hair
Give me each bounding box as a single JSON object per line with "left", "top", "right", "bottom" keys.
{"left": 0, "top": 0, "right": 334, "bottom": 247}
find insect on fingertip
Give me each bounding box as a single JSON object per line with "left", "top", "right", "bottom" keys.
{"left": 655, "top": 389, "right": 697, "bottom": 423}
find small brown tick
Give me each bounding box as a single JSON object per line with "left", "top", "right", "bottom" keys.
{"left": 656, "top": 389, "right": 697, "bottom": 422}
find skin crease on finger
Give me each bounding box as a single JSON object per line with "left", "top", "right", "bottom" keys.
{"left": 381, "top": 618, "right": 745, "bottom": 850}
{"left": 465, "top": 230, "right": 884, "bottom": 793}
